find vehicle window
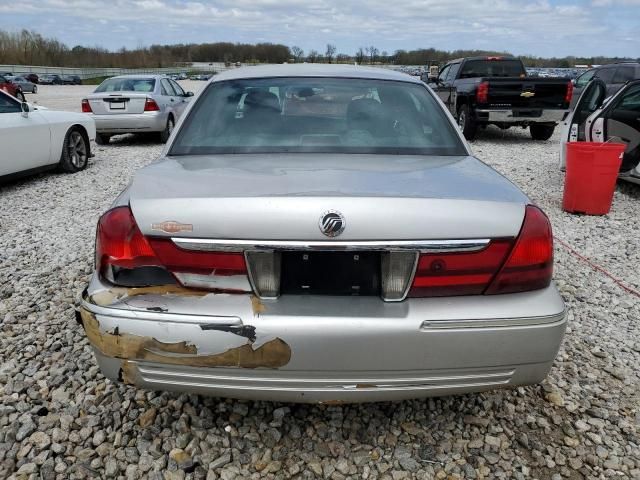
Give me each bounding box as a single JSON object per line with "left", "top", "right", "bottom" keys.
{"left": 14, "top": 77, "right": 25, "bottom": 82}
{"left": 437, "top": 65, "right": 450, "bottom": 82}
{"left": 95, "top": 78, "right": 156, "bottom": 93}
{"left": 161, "top": 79, "right": 176, "bottom": 96}
{"left": 458, "top": 59, "right": 525, "bottom": 78}
{"left": 0, "top": 76, "right": 6, "bottom": 84}
{"left": 447, "top": 63, "right": 461, "bottom": 81}
{"left": 595, "top": 67, "right": 615, "bottom": 83}
{"left": 612, "top": 67, "right": 636, "bottom": 84}
{"left": 170, "top": 80, "right": 185, "bottom": 96}
{"left": 170, "top": 77, "right": 466, "bottom": 156}
{"left": 611, "top": 84, "right": 640, "bottom": 112}
{"left": 575, "top": 70, "right": 595, "bottom": 88}
{"left": 0, "top": 92, "right": 21, "bottom": 113}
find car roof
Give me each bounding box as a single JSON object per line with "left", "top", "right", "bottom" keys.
{"left": 211, "top": 64, "right": 421, "bottom": 83}
{"left": 108, "top": 75, "right": 163, "bottom": 80}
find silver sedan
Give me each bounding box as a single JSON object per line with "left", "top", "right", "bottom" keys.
{"left": 79, "top": 65, "right": 566, "bottom": 403}
{"left": 8, "top": 76, "right": 37, "bottom": 93}
{"left": 82, "top": 75, "right": 193, "bottom": 144}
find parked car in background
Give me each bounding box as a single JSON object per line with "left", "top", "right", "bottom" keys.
{"left": 428, "top": 56, "right": 573, "bottom": 140}
{"left": 8, "top": 76, "right": 37, "bottom": 93}
{"left": 61, "top": 75, "right": 82, "bottom": 85}
{"left": 23, "top": 73, "right": 39, "bottom": 84}
{"left": 0, "top": 75, "right": 25, "bottom": 101}
{"left": 79, "top": 64, "right": 566, "bottom": 403}
{"left": 570, "top": 63, "right": 640, "bottom": 109}
{"left": 0, "top": 90, "right": 95, "bottom": 181}
{"left": 82, "top": 75, "right": 194, "bottom": 144}
{"left": 560, "top": 79, "right": 640, "bottom": 185}
{"left": 39, "top": 74, "right": 63, "bottom": 85}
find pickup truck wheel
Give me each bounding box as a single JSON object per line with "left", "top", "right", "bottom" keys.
{"left": 457, "top": 105, "right": 477, "bottom": 141}
{"left": 95, "top": 133, "right": 111, "bottom": 145}
{"left": 530, "top": 124, "right": 555, "bottom": 141}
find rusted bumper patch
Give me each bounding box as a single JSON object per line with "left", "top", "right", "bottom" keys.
{"left": 79, "top": 309, "right": 291, "bottom": 369}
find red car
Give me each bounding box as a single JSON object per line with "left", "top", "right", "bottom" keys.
{"left": 0, "top": 75, "right": 25, "bottom": 101}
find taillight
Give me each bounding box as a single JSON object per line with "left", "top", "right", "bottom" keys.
{"left": 564, "top": 81, "right": 574, "bottom": 105}
{"left": 485, "top": 205, "right": 553, "bottom": 295}
{"left": 96, "top": 206, "right": 159, "bottom": 272}
{"left": 144, "top": 98, "right": 160, "bottom": 112}
{"left": 81, "top": 99, "right": 92, "bottom": 113}
{"left": 476, "top": 81, "right": 489, "bottom": 104}
{"left": 408, "top": 241, "right": 513, "bottom": 298}
{"left": 95, "top": 206, "right": 248, "bottom": 291}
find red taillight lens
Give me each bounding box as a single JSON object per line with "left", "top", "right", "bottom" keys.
{"left": 147, "top": 238, "right": 247, "bottom": 276}
{"left": 408, "top": 240, "right": 513, "bottom": 298}
{"left": 564, "top": 81, "right": 574, "bottom": 105}
{"left": 476, "top": 81, "right": 489, "bottom": 104}
{"left": 144, "top": 98, "right": 160, "bottom": 112}
{"left": 486, "top": 205, "right": 553, "bottom": 295}
{"left": 81, "top": 99, "right": 92, "bottom": 113}
{"left": 95, "top": 206, "right": 247, "bottom": 289}
{"left": 96, "top": 206, "right": 159, "bottom": 272}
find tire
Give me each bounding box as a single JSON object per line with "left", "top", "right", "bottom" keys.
{"left": 159, "top": 115, "right": 175, "bottom": 143}
{"left": 16, "top": 90, "right": 26, "bottom": 102}
{"left": 32, "top": 85, "right": 37, "bottom": 94}
{"left": 456, "top": 105, "right": 477, "bottom": 141}
{"left": 95, "top": 133, "right": 111, "bottom": 145}
{"left": 530, "top": 124, "right": 556, "bottom": 141}
{"left": 58, "top": 127, "right": 89, "bottom": 173}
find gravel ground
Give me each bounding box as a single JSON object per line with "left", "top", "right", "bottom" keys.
{"left": 0, "top": 84, "right": 638, "bottom": 480}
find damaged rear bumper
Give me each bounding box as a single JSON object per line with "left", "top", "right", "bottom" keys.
{"left": 79, "top": 276, "right": 567, "bottom": 403}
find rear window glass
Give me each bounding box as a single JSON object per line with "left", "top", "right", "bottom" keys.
{"left": 95, "top": 78, "right": 156, "bottom": 93}
{"left": 170, "top": 77, "right": 466, "bottom": 156}
{"left": 459, "top": 60, "right": 525, "bottom": 79}
{"left": 612, "top": 67, "right": 637, "bottom": 84}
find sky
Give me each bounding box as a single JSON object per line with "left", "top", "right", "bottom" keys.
{"left": 0, "top": 0, "right": 638, "bottom": 58}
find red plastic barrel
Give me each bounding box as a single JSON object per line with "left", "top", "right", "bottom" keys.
{"left": 562, "top": 142, "right": 625, "bottom": 215}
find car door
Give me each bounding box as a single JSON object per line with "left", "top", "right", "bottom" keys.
{"left": 0, "top": 93, "right": 51, "bottom": 176}
{"left": 432, "top": 64, "right": 451, "bottom": 105}
{"left": 559, "top": 79, "right": 607, "bottom": 169}
{"left": 160, "top": 78, "right": 178, "bottom": 114}
{"left": 586, "top": 80, "right": 640, "bottom": 175}
{"left": 169, "top": 79, "right": 190, "bottom": 118}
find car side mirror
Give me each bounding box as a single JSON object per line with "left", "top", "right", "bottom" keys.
{"left": 185, "top": 91, "right": 194, "bottom": 97}
{"left": 20, "top": 101, "right": 30, "bottom": 118}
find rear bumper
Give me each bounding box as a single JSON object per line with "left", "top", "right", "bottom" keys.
{"left": 79, "top": 277, "right": 566, "bottom": 403}
{"left": 476, "top": 109, "right": 567, "bottom": 124}
{"left": 93, "top": 112, "right": 166, "bottom": 133}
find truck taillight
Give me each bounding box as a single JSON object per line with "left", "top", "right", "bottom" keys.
{"left": 144, "top": 98, "right": 160, "bottom": 112}
{"left": 485, "top": 205, "right": 553, "bottom": 294}
{"left": 564, "top": 81, "right": 574, "bottom": 105}
{"left": 476, "top": 81, "right": 489, "bottom": 104}
{"left": 81, "top": 99, "right": 92, "bottom": 113}
{"left": 95, "top": 206, "right": 247, "bottom": 290}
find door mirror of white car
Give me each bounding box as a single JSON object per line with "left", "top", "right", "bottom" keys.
{"left": 185, "top": 91, "right": 194, "bottom": 97}
{"left": 20, "top": 101, "right": 30, "bottom": 117}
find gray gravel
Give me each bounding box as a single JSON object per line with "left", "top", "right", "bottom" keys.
{"left": 0, "top": 86, "right": 639, "bottom": 479}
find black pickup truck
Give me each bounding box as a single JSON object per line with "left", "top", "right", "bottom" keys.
{"left": 427, "top": 56, "right": 573, "bottom": 140}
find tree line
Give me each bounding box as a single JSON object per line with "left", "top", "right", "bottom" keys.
{"left": 1, "top": 29, "right": 637, "bottom": 69}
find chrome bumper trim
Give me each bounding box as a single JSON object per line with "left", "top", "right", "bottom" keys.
{"left": 420, "top": 310, "right": 566, "bottom": 330}
{"left": 477, "top": 109, "right": 567, "bottom": 123}
{"left": 171, "top": 238, "right": 492, "bottom": 253}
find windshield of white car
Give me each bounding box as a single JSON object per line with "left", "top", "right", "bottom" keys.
{"left": 94, "top": 78, "right": 156, "bottom": 93}
{"left": 170, "top": 77, "right": 466, "bottom": 156}
{"left": 459, "top": 60, "right": 526, "bottom": 79}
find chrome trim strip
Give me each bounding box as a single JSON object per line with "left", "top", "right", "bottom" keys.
{"left": 172, "top": 238, "right": 491, "bottom": 253}
{"left": 80, "top": 300, "right": 242, "bottom": 326}
{"left": 420, "top": 310, "right": 566, "bottom": 330}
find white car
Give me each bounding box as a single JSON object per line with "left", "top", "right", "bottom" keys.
{"left": 0, "top": 90, "right": 96, "bottom": 181}
{"left": 560, "top": 78, "right": 640, "bottom": 185}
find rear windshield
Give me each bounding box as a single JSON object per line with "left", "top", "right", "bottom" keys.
{"left": 170, "top": 77, "right": 466, "bottom": 156}
{"left": 459, "top": 60, "right": 526, "bottom": 79}
{"left": 95, "top": 78, "right": 156, "bottom": 93}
